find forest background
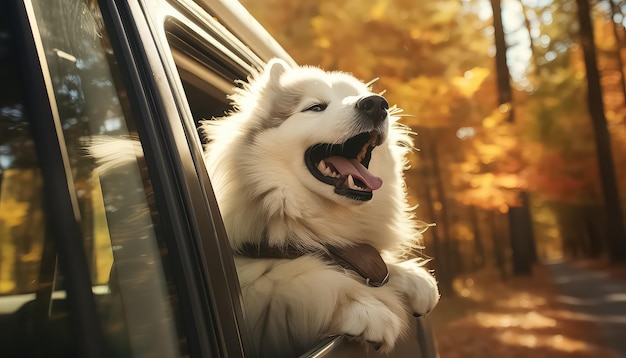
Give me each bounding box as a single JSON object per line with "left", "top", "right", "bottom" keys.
{"left": 241, "top": 0, "right": 626, "bottom": 296}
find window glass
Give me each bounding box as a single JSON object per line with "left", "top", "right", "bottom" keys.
{"left": 0, "top": 2, "right": 77, "bottom": 356}
{"left": 0, "top": 16, "right": 44, "bottom": 297}
{"left": 0, "top": 0, "right": 187, "bottom": 357}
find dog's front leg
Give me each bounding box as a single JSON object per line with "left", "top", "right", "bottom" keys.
{"left": 386, "top": 260, "right": 440, "bottom": 317}
{"left": 236, "top": 255, "right": 409, "bottom": 354}
{"left": 327, "top": 279, "right": 409, "bottom": 352}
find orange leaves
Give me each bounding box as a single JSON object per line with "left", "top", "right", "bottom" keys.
{"left": 524, "top": 148, "right": 601, "bottom": 203}
{"left": 593, "top": 16, "right": 617, "bottom": 52}
{"left": 482, "top": 105, "right": 509, "bottom": 128}
{"left": 240, "top": 0, "right": 621, "bottom": 210}
{"left": 369, "top": 0, "right": 388, "bottom": 20}
{"left": 452, "top": 67, "right": 492, "bottom": 98}
{"left": 454, "top": 171, "right": 522, "bottom": 210}
{"left": 383, "top": 76, "right": 459, "bottom": 128}
{"left": 450, "top": 103, "right": 526, "bottom": 210}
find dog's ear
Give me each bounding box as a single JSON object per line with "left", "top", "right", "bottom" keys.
{"left": 263, "top": 58, "right": 290, "bottom": 85}
{"left": 229, "top": 58, "right": 292, "bottom": 114}
{"left": 245, "top": 58, "right": 290, "bottom": 100}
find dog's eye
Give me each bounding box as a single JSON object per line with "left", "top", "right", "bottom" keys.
{"left": 303, "top": 103, "right": 328, "bottom": 112}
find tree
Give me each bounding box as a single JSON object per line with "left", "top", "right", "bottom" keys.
{"left": 490, "top": 0, "right": 535, "bottom": 275}
{"left": 576, "top": 0, "right": 626, "bottom": 261}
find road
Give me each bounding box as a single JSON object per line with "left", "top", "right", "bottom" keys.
{"left": 547, "top": 261, "right": 626, "bottom": 358}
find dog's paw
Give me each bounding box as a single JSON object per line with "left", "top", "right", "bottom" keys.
{"left": 332, "top": 294, "right": 405, "bottom": 352}
{"left": 388, "top": 261, "right": 440, "bottom": 316}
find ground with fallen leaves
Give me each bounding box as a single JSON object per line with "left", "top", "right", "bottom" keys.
{"left": 429, "top": 265, "right": 619, "bottom": 358}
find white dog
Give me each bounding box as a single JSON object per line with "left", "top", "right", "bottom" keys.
{"left": 200, "top": 59, "right": 439, "bottom": 356}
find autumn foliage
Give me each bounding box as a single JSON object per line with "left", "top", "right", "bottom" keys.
{"left": 242, "top": 0, "right": 626, "bottom": 266}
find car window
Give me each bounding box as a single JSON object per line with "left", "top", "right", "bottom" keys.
{"left": 0, "top": 0, "right": 187, "bottom": 357}
{"left": 0, "top": 0, "right": 53, "bottom": 346}
{"left": 0, "top": 3, "right": 74, "bottom": 356}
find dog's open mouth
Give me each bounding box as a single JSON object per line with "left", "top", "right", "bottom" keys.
{"left": 304, "top": 131, "right": 383, "bottom": 201}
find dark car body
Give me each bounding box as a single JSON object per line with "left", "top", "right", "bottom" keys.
{"left": 0, "top": 0, "right": 437, "bottom": 356}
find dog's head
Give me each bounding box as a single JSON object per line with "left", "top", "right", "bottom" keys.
{"left": 224, "top": 58, "right": 396, "bottom": 204}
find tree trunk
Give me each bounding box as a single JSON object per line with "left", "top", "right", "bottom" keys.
{"left": 608, "top": 0, "right": 626, "bottom": 106}
{"left": 491, "top": 0, "right": 513, "bottom": 108}
{"left": 584, "top": 204, "right": 605, "bottom": 257}
{"left": 416, "top": 127, "right": 454, "bottom": 296}
{"left": 469, "top": 205, "right": 485, "bottom": 269}
{"left": 508, "top": 206, "right": 532, "bottom": 275}
{"left": 521, "top": 192, "right": 537, "bottom": 263}
{"left": 491, "top": 0, "right": 535, "bottom": 274}
{"left": 419, "top": 171, "right": 453, "bottom": 296}
{"left": 428, "top": 128, "right": 457, "bottom": 278}
{"left": 576, "top": 0, "right": 626, "bottom": 261}
{"left": 491, "top": 210, "right": 508, "bottom": 280}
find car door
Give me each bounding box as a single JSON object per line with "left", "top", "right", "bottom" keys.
{"left": 1, "top": 0, "right": 253, "bottom": 356}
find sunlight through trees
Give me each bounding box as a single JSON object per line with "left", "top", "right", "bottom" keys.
{"left": 241, "top": 0, "right": 626, "bottom": 292}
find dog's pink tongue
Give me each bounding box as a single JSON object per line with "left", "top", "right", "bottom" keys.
{"left": 324, "top": 156, "right": 383, "bottom": 190}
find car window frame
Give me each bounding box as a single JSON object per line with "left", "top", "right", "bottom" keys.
{"left": 97, "top": 0, "right": 257, "bottom": 356}
{"left": 100, "top": 1, "right": 298, "bottom": 356}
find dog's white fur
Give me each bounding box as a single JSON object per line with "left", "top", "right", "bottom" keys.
{"left": 200, "top": 59, "right": 439, "bottom": 356}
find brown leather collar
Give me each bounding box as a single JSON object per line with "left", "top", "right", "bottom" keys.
{"left": 238, "top": 241, "right": 389, "bottom": 287}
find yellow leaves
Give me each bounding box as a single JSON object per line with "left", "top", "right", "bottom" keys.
{"left": 455, "top": 182, "right": 521, "bottom": 209}
{"left": 606, "top": 108, "right": 626, "bottom": 142}
{"left": 409, "top": 27, "right": 421, "bottom": 40}
{"left": 369, "top": 0, "right": 388, "bottom": 20}
{"left": 461, "top": 160, "right": 480, "bottom": 173}
{"left": 0, "top": 169, "right": 44, "bottom": 294}
{"left": 0, "top": 169, "right": 37, "bottom": 228}
{"left": 474, "top": 133, "right": 519, "bottom": 165}
{"left": 495, "top": 173, "right": 521, "bottom": 189}
{"left": 593, "top": 16, "right": 616, "bottom": 52}
{"left": 452, "top": 67, "right": 490, "bottom": 98}
{"left": 471, "top": 172, "right": 494, "bottom": 188}
{"left": 315, "top": 37, "right": 331, "bottom": 49}
{"left": 0, "top": 198, "right": 28, "bottom": 229}
{"left": 310, "top": 16, "right": 328, "bottom": 39}
{"left": 467, "top": 172, "right": 520, "bottom": 191}
{"left": 431, "top": 1, "right": 461, "bottom": 25}
{"left": 453, "top": 118, "right": 525, "bottom": 209}
{"left": 482, "top": 106, "right": 509, "bottom": 128}
{"left": 242, "top": 0, "right": 538, "bottom": 211}
{"left": 384, "top": 76, "right": 461, "bottom": 128}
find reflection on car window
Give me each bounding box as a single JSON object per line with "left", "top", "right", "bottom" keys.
{"left": 29, "top": 0, "right": 186, "bottom": 355}
{"left": 0, "top": 33, "right": 44, "bottom": 295}
{"left": 0, "top": 0, "right": 186, "bottom": 357}
{"left": 0, "top": 2, "right": 78, "bottom": 356}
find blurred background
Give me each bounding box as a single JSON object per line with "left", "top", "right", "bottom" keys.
{"left": 241, "top": 0, "right": 626, "bottom": 356}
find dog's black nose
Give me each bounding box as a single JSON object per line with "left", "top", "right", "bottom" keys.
{"left": 356, "top": 95, "right": 389, "bottom": 126}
